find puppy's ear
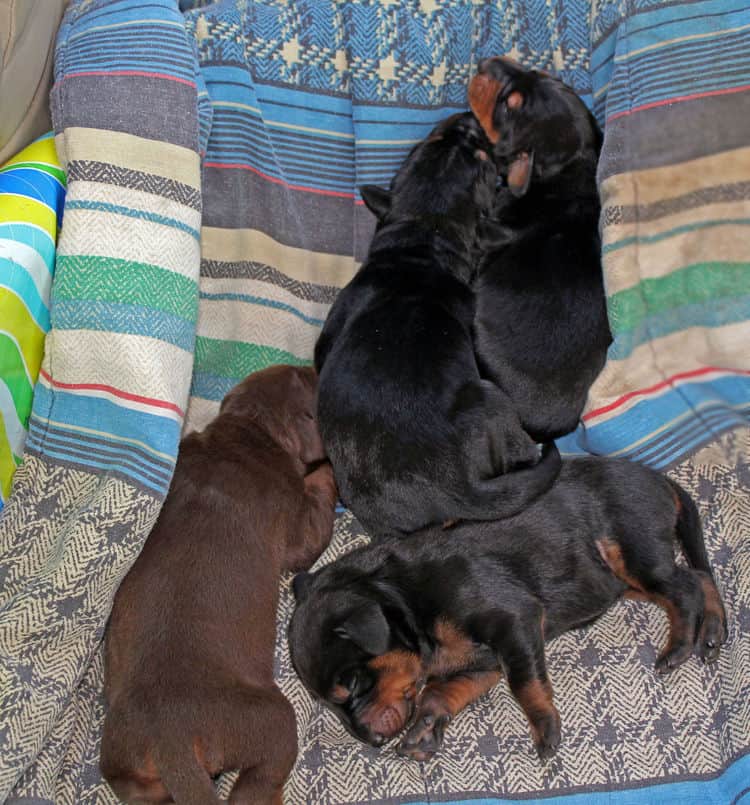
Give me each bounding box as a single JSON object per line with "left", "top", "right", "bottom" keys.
{"left": 360, "top": 185, "right": 392, "bottom": 220}
{"left": 507, "top": 150, "right": 534, "bottom": 197}
{"left": 292, "top": 572, "right": 314, "bottom": 602}
{"left": 335, "top": 603, "right": 391, "bottom": 655}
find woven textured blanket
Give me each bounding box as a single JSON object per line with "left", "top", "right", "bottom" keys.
{"left": 0, "top": 0, "right": 748, "bottom": 803}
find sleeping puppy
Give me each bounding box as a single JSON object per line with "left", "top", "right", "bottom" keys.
{"left": 468, "top": 57, "right": 612, "bottom": 442}
{"left": 289, "top": 457, "right": 726, "bottom": 761}
{"left": 100, "top": 365, "right": 337, "bottom": 805}
{"left": 315, "top": 112, "right": 561, "bottom": 540}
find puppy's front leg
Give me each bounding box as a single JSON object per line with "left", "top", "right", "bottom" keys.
{"left": 285, "top": 462, "right": 338, "bottom": 571}
{"left": 398, "top": 670, "right": 501, "bottom": 761}
{"left": 501, "top": 620, "right": 560, "bottom": 761}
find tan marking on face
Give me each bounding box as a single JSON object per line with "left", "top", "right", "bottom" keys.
{"left": 468, "top": 73, "right": 503, "bottom": 144}
{"left": 358, "top": 650, "right": 423, "bottom": 738}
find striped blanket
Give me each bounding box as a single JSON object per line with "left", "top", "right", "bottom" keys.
{"left": 0, "top": 0, "right": 747, "bottom": 803}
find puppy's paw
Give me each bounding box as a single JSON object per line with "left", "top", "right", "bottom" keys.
{"left": 655, "top": 642, "right": 693, "bottom": 674}
{"left": 397, "top": 696, "right": 451, "bottom": 762}
{"left": 696, "top": 613, "right": 727, "bottom": 664}
{"left": 532, "top": 712, "right": 561, "bottom": 762}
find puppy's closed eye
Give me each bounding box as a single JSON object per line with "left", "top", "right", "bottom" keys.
{"left": 334, "top": 667, "right": 374, "bottom": 701}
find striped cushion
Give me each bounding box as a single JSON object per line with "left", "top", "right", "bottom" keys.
{"left": 0, "top": 134, "right": 65, "bottom": 509}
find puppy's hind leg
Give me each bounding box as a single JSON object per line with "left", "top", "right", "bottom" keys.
{"left": 596, "top": 537, "right": 704, "bottom": 673}
{"left": 668, "top": 479, "right": 727, "bottom": 661}
{"left": 226, "top": 688, "right": 298, "bottom": 805}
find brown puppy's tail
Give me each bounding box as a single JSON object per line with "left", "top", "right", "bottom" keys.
{"left": 668, "top": 478, "right": 712, "bottom": 574}
{"left": 460, "top": 441, "right": 562, "bottom": 521}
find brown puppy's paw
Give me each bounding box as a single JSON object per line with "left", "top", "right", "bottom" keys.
{"left": 532, "top": 712, "right": 561, "bottom": 762}
{"left": 655, "top": 641, "right": 693, "bottom": 674}
{"left": 696, "top": 613, "right": 727, "bottom": 664}
{"left": 397, "top": 696, "right": 451, "bottom": 762}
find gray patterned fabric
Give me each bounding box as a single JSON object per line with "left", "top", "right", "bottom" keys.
{"left": 275, "top": 432, "right": 750, "bottom": 804}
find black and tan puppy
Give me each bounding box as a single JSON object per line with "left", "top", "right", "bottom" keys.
{"left": 315, "top": 112, "right": 561, "bottom": 539}
{"left": 289, "top": 457, "right": 726, "bottom": 761}
{"left": 468, "top": 57, "right": 612, "bottom": 442}
{"left": 100, "top": 365, "right": 337, "bottom": 805}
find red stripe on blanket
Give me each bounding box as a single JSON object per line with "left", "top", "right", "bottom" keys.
{"left": 59, "top": 70, "right": 197, "bottom": 88}
{"left": 203, "top": 161, "right": 356, "bottom": 199}
{"left": 39, "top": 369, "right": 185, "bottom": 417}
{"left": 583, "top": 366, "right": 750, "bottom": 421}
{"left": 607, "top": 84, "right": 750, "bottom": 123}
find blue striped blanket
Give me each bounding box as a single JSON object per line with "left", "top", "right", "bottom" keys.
{"left": 0, "top": 1, "right": 747, "bottom": 803}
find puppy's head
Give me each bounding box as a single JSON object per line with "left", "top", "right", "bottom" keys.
{"left": 468, "top": 57, "right": 601, "bottom": 196}
{"left": 360, "top": 111, "right": 497, "bottom": 233}
{"left": 219, "top": 364, "right": 325, "bottom": 466}
{"left": 289, "top": 567, "right": 424, "bottom": 747}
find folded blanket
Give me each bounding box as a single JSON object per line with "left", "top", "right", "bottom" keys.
{"left": 0, "top": 0, "right": 748, "bottom": 803}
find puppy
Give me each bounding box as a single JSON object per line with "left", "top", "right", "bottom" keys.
{"left": 289, "top": 457, "right": 726, "bottom": 761}
{"left": 100, "top": 365, "right": 337, "bottom": 805}
{"left": 315, "top": 112, "right": 561, "bottom": 540}
{"left": 468, "top": 57, "right": 612, "bottom": 441}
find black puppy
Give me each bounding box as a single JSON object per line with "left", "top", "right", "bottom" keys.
{"left": 289, "top": 457, "right": 726, "bottom": 761}
{"left": 468, "top": 57, "right": 612, "bottom": 441}
{"left": 315, "top": 112, "right": 561, "bottom": 539}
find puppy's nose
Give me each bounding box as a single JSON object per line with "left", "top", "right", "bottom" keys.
{"left": 371, "top": 732, "right": 386, "bottom": 747}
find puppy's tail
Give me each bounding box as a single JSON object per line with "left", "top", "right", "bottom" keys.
{"left": 668, "top": 478, "right": 712, "bottom": 574}
{"left": 461, "top": 441, "right": 562, "bottom": 520}
{"left": 153, "top": 738, "right": 222, "bottom": 805}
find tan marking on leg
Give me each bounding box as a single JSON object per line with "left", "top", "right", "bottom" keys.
{"left": 421, "top": 670, "right": 502, "bottom": 718}
{"left": 596, "top": 538, "right": 645, "bottom": 591}
{"left": 699, "top": 573, "right": 726, "bottom": 624}
{"left": 515, "top": 679, "right": 557, "bottom": 746}
{"left": 625, "top": 590, "right": 690, "bottom": 662}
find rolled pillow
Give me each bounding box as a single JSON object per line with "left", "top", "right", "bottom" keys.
{"left": 0, "top": 133, "right": 65, "bottom": 509}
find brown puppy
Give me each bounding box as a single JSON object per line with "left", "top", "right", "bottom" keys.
{"left": 100, "top": 365, "right": 337, "bottom": 805}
